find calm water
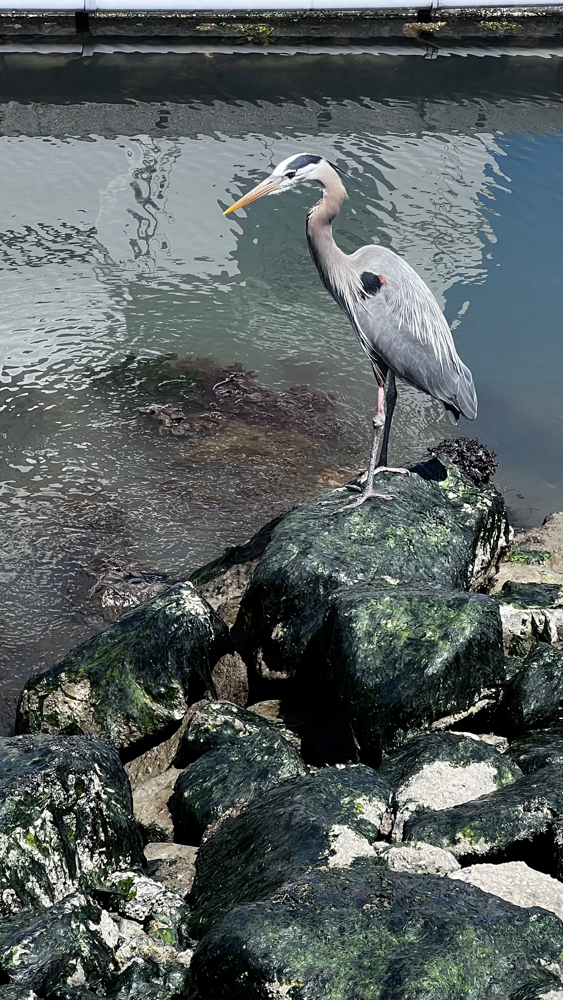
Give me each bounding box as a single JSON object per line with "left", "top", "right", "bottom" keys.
{"left": 1, "top": 49, "right": 562, "bottom": 732}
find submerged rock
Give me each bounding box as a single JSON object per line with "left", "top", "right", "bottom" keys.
{"left": 321, "top": 585, "right": 504, "bottom": 761}
{"left": 499, "top": 643, "right": 563, "bottom": 735}
{"left": 175, "top": 729, "right": 307, "bottom": 842}
{"left": 190, "top": 764, "right": 392, "bottom": 938}
{"left": 174, "top": 700, "right": 298, "bottom": 767}
{"left": 236, "top": 455, "right": 510, "bottom": 678}
{"left": 0, "top": 735, "right": 142, "bottom": 916}
{"left": 495, "top": 580, "right": 563, "bottom": 655}
{"left": 379, "top": 731, "right": 521, "bottom": 839}
{"left": 0, "top": 894, "right": 117, "bottom": 993}
{"left": 192, "top": 860, "right": 563, "bottom": 999}
{"left": 404, "top": 763, "right": 563, "bottom": 872}
{"left": 16, "top": 584, "right": 227, "bottom": 751}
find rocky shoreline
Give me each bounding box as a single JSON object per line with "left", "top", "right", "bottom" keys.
{"left": 2, "top": 448, "right": 563, "bottom": 999}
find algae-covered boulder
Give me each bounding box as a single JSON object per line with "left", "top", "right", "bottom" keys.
{"left": 404, "top": 763, "right": 563, "bottom": 872}
{"left": 174, "top": 700, "right": 298, "bottom": 767}
{"left": 108, "top": 956, "right": 193, "bottom": 1000}
{"left": 236, "top": 455, "right": 509, "bottom": 676}
{"left": 0, "top": 894, "right": 116, "bottom": 993}
{"left": 495, "top": 581, "right": 563, "bottom": 655}
{"left": 191, "top": 764, "right": 392, "bottom": 937}
{"left": 508, "top": 724, "right": 563, "bottom": 774}
{"left": 175, "top": 730, "right": 307, "bottom": 842}
{"left": 192, "top": 860, "right": 563, "bottom": 999}
{"left": 500, "top": 643, "right": 563, "bottom": 736}
{"left": 379, "top": 731, "right": 521, "bottom": 838}
{"left": 0, "top": 736, "right": 142, "bottom": 916}
{"left": 321, "top": 586, "right": 504, "bottom": 761}
{"left": 16, "top": 584, "right": 228, "bottom": 751}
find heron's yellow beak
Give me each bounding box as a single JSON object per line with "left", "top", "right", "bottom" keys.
{"left": 223, "top": 175, "right": 282, "bottom": 215}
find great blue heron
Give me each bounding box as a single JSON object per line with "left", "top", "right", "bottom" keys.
{"left": 224, "top": 153, "right": 477, "bottom": 510}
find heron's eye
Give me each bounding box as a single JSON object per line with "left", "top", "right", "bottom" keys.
{"left": 285, "top": 170, "right": 296, "bottom": 180}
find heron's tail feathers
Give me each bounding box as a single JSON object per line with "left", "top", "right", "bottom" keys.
{"left": 446, "top": 362, "right": 477, "bottom": 422}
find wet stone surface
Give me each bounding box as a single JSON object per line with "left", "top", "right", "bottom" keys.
{"left": 320, "top": 585, "right": 505, "bottom": 762}
{"left": 192, "top": 860, "right": 563, "bottom": 999}
{"left": 499, "top": 643, "right": 563, "bottom": 736}
{"left": 15, "top": 584, "right": 227, "bottom": 751}
{"left": 236, "top": 455, "right": 510, "bottom": 679}
{"left": 190, "top": 764, "right": 392, "bottom": 938}
{"left": 403, "top": 762, "right": 563, "bottom": 873}
{"left": 0, "top": 735, "right": 142, "bottom": 917}
{"left": 379, "top": 731, "right": 521, "bottom": 839}
{"left": 175, "top": 729, "right": 307, "bottom": 842}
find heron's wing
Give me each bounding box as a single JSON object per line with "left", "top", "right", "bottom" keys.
{"left": 347, "top": 246, "right": 477, "bottom": 420}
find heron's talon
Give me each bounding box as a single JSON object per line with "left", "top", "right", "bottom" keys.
{"left": 331, "top": 490, "right": 396, "bottom": 513}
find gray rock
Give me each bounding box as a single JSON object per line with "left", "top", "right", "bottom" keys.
{"left": 321, "top": 585, "right": 504, "bottom": 762}
{"left": 450, "top": 861, "right": 563, "bottom": 921}
{"left": 0, "top": 894, "right": 117, "bottom": 993}
{"left": 236, "top": 455, "right": 509, "bottom": 679}
{"left": 131, "top": 768, "right": 181, "bottom": 841}
{"left": 372, "top": 841, "right": 460, "bottom": 876}
{"left": 175, "top": 729, "right": 307, "bottom": 841}
{"left": 404, "top": 763, "right": 563, "bottom": 872}
{"left": 192, "top": 860, "right": 563, "bottom": 998}
{"left": 0, "top": 735, "right": 142, "bottom": 917}
{"left": 495, "top": 580, "right": 563, "bottom": 655}
{"left": 209, "top": 652, "right": 248, "bottom": 708}
{"left": 190, "top": 764, "right": 392, "bottom": 938}
{"left": 16, "top": 585, "right": 227, "bottom": 751}
{"left": 144, "top": 844, "right": 197, "bottom": 896}
{"left": 500, "top": 643, "right": 563, "bottom": 736}
{"left": 174, "top": 700, "right": 298, "bottom": 767}
{"left": 379, "top": 731, "right": 521, "bottom": 839}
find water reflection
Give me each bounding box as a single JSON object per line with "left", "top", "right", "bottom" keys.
{"left": 0, "top": 50, "right": 562, "bottom": 732}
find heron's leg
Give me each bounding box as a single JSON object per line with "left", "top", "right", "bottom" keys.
{"left": 329, "top": 386, "right": 396, "bottom": 511}
{"left": 373, "top": 371, "right": 409, "bottom": 476}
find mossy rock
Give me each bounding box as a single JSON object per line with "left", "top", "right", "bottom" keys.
{"left": 107, "top": 959, "right": 194, "bottom": 1000}
{"left": 404, "top": 763, "right": 563, "bottom": 873}
{"left": 16, "top": 584, "right": 228, "bottom": 751}
{"left": 496, "top": 581, "right": 563, "bottom": 610}
{"left": 190, "top": 764, "right": 391, "bottom": 938}
{"left": 320, "top": 585, "right": 504, "bottom": 761}
{"left": 379, "top": 732, "right": 521, "bottom": 837}
{"left": 192, "top": 859, "right": 563, "bottom": 999}
{"left": 174, "top": 701, "right": 298, "bottom": 768}
{"left": 175, "top": 729, "right": 307, "bottom": 842}
{"left": 508, "top": 724, "right": 563, "bottom": 774}
{"left": 0, "top": 736, "right": 142, "bottom": 917}
{"left": 0, "top": 894, "right": 116, "bottom": 993}
{"left": 500, "top": 643, "right": 563, "bottom": 735}
{"left": 236, "top": 455, "right": 509, "bottom": 676}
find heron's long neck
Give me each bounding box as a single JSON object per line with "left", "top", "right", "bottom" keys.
{"left": 306, "top": 176, "right": 351, "bottom": 303}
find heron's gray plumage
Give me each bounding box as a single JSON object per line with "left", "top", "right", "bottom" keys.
{"left": 224, "top": 152, "right": 478, "bottom": 508}
{"left": 305, "top": 160, "right": 477, "bottom": 423}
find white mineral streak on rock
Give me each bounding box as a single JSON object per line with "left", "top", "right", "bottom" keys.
{"left": 540, "top": 992, "right": 563, "bottom": 999}
{"left": 106, "top": 872, "right": 166, "bottom": 922}
{"left": 95, "top": 908, "right": 120, "bottom": 949}
{"left": 392, "top": 760, "right": 501, "bottom": 841}
{"left": 373, "top": 841, "right": 460, "bottom": 876}
{"left": 354, "top": 794, "right": 388, "bottom": 831}
{"left": 327, "top": 825, "right": 375, "bottom": 868}
{"left": 37, "top": 677, "right": 97, "bottom": 736}
{"left": 499, "top": 603, "right": 563, "bottom": 652}
{"left": 265, "top": 983, "right": 298, "bottom": 997}
{"left": 450, "top": 862, "right": 563, "bottom": 923}
{"left": 67, "top": 959, "right": 87, "bottom": 987}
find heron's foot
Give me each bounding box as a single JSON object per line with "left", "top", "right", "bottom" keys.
{"left": 318, "top": 484, "right": 362, "bottom": 506}
{"left": 331, "top": 488, "right": 396, "bottom": 514}
{"left": 374, "top": 466, "right": 410, "bottom": 476}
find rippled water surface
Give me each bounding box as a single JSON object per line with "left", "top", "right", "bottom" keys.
{"left": 1, "top": 49, "right": 562, "bottom": 731}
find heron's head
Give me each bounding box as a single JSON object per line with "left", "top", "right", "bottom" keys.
{"left": 223, "top": 153, "right": 338, "bottom": 215}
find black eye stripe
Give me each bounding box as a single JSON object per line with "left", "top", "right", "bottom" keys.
{"left": 285, "top": 170, "right": 296, "bottom": 179}
{"left": 286, "top": 154, "right": 322, "bottom": 171}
